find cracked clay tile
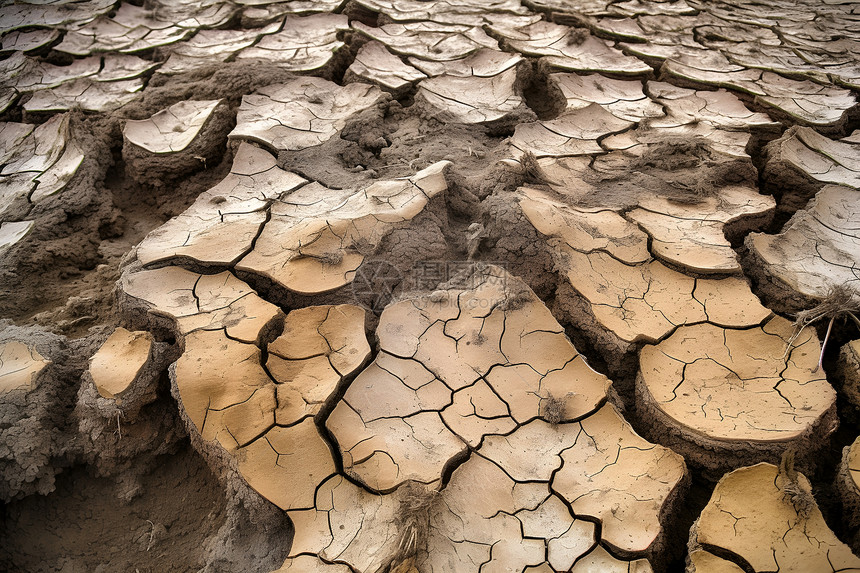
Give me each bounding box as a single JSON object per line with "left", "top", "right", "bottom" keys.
{"left": 271, "top": 554, "right": 352, "bottom": 572}
{"left": 0, "top": 340, "right": 51, "bottom": 394}
{"left": 745, "top": 185, "right": 860, "bottom": 306}
{"left": 0, "top": 0, "right": 114, "bottom": 34}
{"left": 235, "top": 13, "right": 348, "bottom": 73}
{"left": 268, "top": 304, "right": 370, "bottom": 424}
{"left": 553, "top": 403, "right": 686, "bottom": 554}
{"left": 345, "top": 41, "right": 427, "bottom": 95}
{"left": 571, "top": 545, "right": 653, "bottom": 572}
{"left": 237, "top": 419, "right": 338, "bottom": 511}
{"left": 409, "top": 47, "right": 522, "bottom": 78}
{"left": 134, "top": 142, "right": 307, "bottom": 268}
{"left": 0, "top": 221, "right": 34, "bottom": 254}
{"left": 123, "top": 99, "right": 224, "bottom": 154}
{"left": 414, "top": 64, "right": 533, "bottom": 126}
{"left": 119, "top": 266, "right": 283, "bottom": 344}
{"left": 352, "top": 0, "right": 539, "bottom": 27}
{"left": 351, "top": 21, "right": 499, "bottom": 62}
{"left": 88, "top": 328, "right": 153, "bottom": 401}
{"left": 328, "top": 265, "right": 610, "bottom": 492}
{"left": 124, "top": 266, "right": 370, "bottom": 513}
{"left": 637, "top": 316, "right": 836, "bottom": 473}
{"left": 496, "top": 20, "right": 653, "bottom": 75}
{"left": 646, "top": 81, "right": 779, "bottom": 131}
{"left": 23, "top": 77, "right": 144, "bottom": 113}
{"left": 156, "top": 23, "right": 283, "bottom": 76}
{"left": 548, "top": 72, "right": 665, "bottom": 123}
{"left": 229, "top": 77, "right": 386, "bottom": 152}
{"left": 691, "top": 463, "right": 860, "bottom": 573}
{"left": 234, "top": 160, "right": 449, "bottom": 296}
{"left": 0, "top": 29, "right": 59, "bottom": 54}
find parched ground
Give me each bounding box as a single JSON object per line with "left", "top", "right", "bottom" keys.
{"left": 0, "top": 1, "right": 859, "bottom": 572}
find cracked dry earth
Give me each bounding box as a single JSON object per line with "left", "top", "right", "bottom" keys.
{"left": 1, "top": 1, "right": 860, "bottom": 573}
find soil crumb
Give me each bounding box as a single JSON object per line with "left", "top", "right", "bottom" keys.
{"left": 0, "top": 442, "right": 226, "bottom": 573}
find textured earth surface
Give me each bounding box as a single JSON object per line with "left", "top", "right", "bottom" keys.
{"left": 0, "top": 1, "right": 859, "bottom": 572}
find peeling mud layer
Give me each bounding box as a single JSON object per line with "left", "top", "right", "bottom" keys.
{"left": 0, "top": 1, "right": 859, "bottom": 572}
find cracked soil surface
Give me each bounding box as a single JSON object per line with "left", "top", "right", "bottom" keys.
{"left": 0, "top": 0, "right": 859, "bottom": 572}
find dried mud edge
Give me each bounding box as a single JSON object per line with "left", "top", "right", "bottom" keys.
{"left": 835, "top": 442, "right": 860, "bottom": 553}
{"left": 741, "top": 240, "right": 824, "bottom": 315}
{"left": 634, "top": 370, "right": 840, "bottom": 482}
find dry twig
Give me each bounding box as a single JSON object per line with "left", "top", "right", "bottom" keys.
{"left": 375, "top": 482, "right": 438, "bottom": 573}
{"left": 784, "top": 284, "right": 860, "bottom": 372}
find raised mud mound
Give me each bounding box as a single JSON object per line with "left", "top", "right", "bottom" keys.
{"left": 1, "top": 1, "right": 859, "bottom": 572}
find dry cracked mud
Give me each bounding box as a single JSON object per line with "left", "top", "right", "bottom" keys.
{"left": 0, "top": 1, "right": 859, "bottom": 573}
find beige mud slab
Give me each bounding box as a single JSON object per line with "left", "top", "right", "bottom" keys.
{"left": 598, "top": 117, "right": 753, "bottom": 159}
{"left": 0, "top": 113, "right": 84, "bottom": 213}
{"left": 745, "top": 185, "right": 860, "bottom": 310}
{"left": 54, "top": 3, "right": 195, "bottom": 56}
{"left": 143, "top": 0, "right": 235, "bottom": 30}
{"left": 0, "top": 29, "right": 60, "bottom": 54}
{"left": 625, "top": 184, "right": 774, "bottom": 274}
{"left": 413, "top": 63, "right": 533, "bottom": 126}
{"left": 689, "top": 463, "right": 860, "bottom": 573}
{"left": 547, "top": 73, "right": 665, "bottom": 122}
{"left": 510, "top": 104, "right": 633, "bottom": 157}
{"left": 352, "top": 21, "right": 499, "bottom": 61}
{"left": 23, "top": 77, "right": 144, "bottom": 113}
{"left": 134, "top": 142, "right": 450, "bottom": 298}
{"left": 88, "top": 328, "right": 153, "bottom": 401}
{"left": 123, "top": 100, "right": 224, "bottom": 154}
{"left": 519, "top": 185, "right": 771, "bottom": 347}
{"left": 229, "top": 77, "right": 386, "bottom": 152}
{"left": 663, "top": 55, "right": 856, "bottom": 129}
{"left": 235, "top": 14, "right": 349, "bottom": 74}
{"left": 647, "top": 81, "right": 779, "bottom": 131}
{"left": 762, "top": 127, "right": 860, "bottom": 215}
{"left": 0, "top": 52, "right": 153, "bottom": 113}
{"left": 237, "top": 0, "right": 346, "bottom": 27}
{"left": 122, "top": 99, "right": 231, "bottom": 186}
{"left": 487, "top": 141, "right": 773, "bottom": 372}
{"left": 32, "top": 149, "right": 86, "bottom": 203}
{"left": 345, "top": 41, "right": 427, "bottom": 95}
{"left": 97, "top": 54, "right": 160, "bottom": 82}
{"left": 0, "top": 221, "right": 33, "bottom": 253}
{"left": 54, "top": 16, "right": 188, "bottom": 58}
{"left": 638, "top": 316, "right": 837, "bottom": 474}
{"left": 327, "top": 265, "right": 610, "bottom": 492}
{"left": 0, "top": 341, "right": 51, "bottom": 394}
{"left": 492, "top": 20, "right": 653, "bottom": 75}
{"left": 119, "top": 266, "right": 284, "bottom": 345}
{"left": 0, "top": 0, "right": 114, "bottom": 34}
{"left": 173, "top": 300, "right": 367, "bottom": 511}
{"left": 2, "top": 114, "right": 72, "bottom": 177}
{"left": 409, "top": 47, "right": 522, "bottom": 78}
{"left": 122, "top": 262, "right": 369, "bottom": 511}
{"left": 287, "top": 409, "right": 683, "bottom": 571}
{"left": 353, "top": 0, "right": 540, "bottom": 27}
{"left": 156, "top": 23, "right": 282, "bottom": 76}
{"left": 1, "top": 52, "right": 101, "bottom": 93}
{"left": 233, "top": 160, "right": 448, "bottom": 296}
{"left": 267, "top": 305, "right": 371, "bottom": 425}
{"left": 134, "top": 142, "right": 307, "bottom": 268}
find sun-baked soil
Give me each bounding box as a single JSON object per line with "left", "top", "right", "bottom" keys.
{"left": 1, "top": 1, "right": 859, "bottom": 572}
